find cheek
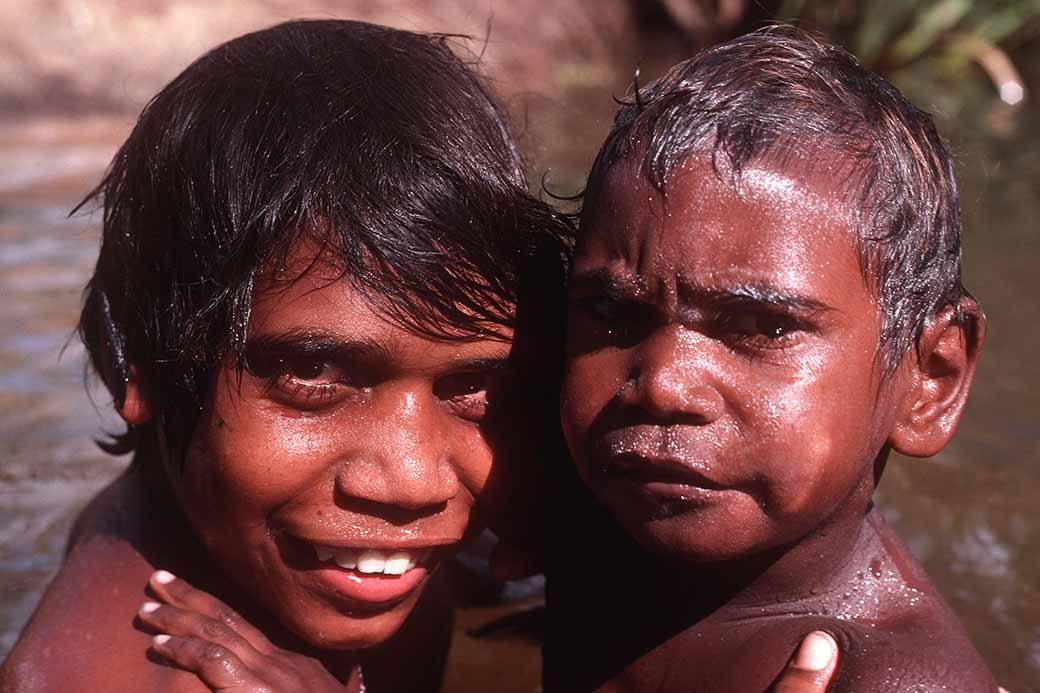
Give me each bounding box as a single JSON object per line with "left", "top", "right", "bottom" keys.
{"left": 181, "top": 404, "right": 331, "bottom": 530}
{"left": 454, "top": 433, "right": 496, "bottom": 498}
{"left": 748, "top": 366, "right": 880, "bottom": 518}
{"left": 560, "top": 351, "right": 625, "bottom": 435}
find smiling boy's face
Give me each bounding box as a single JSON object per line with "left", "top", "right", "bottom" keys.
{"left": 173, "top": 241, "right": 514, "bottom": 650}
{"left": 562, "top": 154, "right": 911, "bottom": 563}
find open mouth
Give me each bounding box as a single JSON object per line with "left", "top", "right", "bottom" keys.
{"left": 312, "top": 545, "right": 435, "bottom": 575}
{"left": 296, "top": 540, "right": 451, "bottom": 610}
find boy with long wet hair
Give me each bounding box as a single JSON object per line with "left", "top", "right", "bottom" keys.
{"left": 548, "top": 26, "right": 997, "bottom": 691}
{"left": 2, "top": 19, "right": 570, "bottom": 692}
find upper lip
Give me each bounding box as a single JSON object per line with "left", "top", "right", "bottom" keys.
{"left": 596, "top": 425, "right": 733, "bottom": 490}
{"left": 276, "top": 520, "right": 463, "bottom": 551}
{"left": 286, "top": 535, "right": 461, "bottom": 550}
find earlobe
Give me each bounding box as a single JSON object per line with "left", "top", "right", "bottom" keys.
{"left": 118, "top": 366, "right": 154, "bottom": 425}
{"left": 890, "top": 298, "right": 985, "bottom": 458}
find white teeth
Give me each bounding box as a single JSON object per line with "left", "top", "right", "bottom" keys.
{"left": 314, "top": 545, "right": 424, "bottom": 575}
{"left": 334, "top": 548, "right": 358, "bottom": 570}
{"left": 356, "top": 550, "right": 386, "bottom": 574}
{"left": 383, "top": 552, "right": 415, "bottom": 575}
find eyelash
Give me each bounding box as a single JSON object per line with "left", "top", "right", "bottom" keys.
{"left": 254, "top": 356, "right": 498, "bottom": 421}
{"left": 715, "top": 311, "right": 806, "bottom": 351}
{"left": 262, "top": 359, "right": 354, "bottom": 409}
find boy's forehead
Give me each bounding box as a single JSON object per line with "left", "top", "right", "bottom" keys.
{"left": 251, "top": 236, "right": 514, "bottom": 345}
{"left": 578, "top": 153, "right": 867, "bottom": 299}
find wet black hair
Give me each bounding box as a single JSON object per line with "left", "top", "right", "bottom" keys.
{"left": 583, "top": 25, "right": 966, "bottom": 371}
{"left": 78, "top": 19, "right": 571, "bottom": 457}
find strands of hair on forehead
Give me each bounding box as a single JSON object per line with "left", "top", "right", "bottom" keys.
{"left": 76, "top": 20, "right": 573, "bottom": 460}
{"left": 580, "top": 24, "right": 966, "bottom": 374}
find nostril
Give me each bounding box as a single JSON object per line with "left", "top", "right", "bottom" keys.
{"left": 629, "top": 363, "right": 723, "bottom": 425}
{"left": 332, "top": 493, "right": 449, "bottom": 525}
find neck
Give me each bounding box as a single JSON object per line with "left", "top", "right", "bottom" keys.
{"left": 634, "top": 491, "right": 877, "bottom": 621}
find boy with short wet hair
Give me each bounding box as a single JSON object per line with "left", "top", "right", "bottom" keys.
{"left": 548, "top": 27, "right": 997, "bottom": 691}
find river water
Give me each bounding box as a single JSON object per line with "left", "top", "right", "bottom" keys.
{"left": 1, "top": 48, "right": 1038, "bottom": 693}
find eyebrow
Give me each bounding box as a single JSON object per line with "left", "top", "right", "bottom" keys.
{"left": 687, "top": 282, "right": 834, "bottom": 314}
{"left": 569, "top": 268, "right": 649, "bottom": 297}
{"left": 244, "top": 329, "right": 510, "bottom": 374}
{"left": 570, "top": 269, "right": 833, "bottom": 313}
{"left": 245, "top": 329, "right": 392, "bottom": 360}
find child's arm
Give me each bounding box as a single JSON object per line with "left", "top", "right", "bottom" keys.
{"left": 142, "top": 570, "right": 847, "bottom": 693}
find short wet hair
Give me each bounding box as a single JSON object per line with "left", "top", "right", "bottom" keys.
{"left": 79, "top": 19, "right": 571, "bottom": 456}
{"left": 584, "top": 25, "right": 966, "bottom": 370}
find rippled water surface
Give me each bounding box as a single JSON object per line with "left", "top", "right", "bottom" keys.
{"left": 1, "top": 61, "right": 1038, "bottom": 693}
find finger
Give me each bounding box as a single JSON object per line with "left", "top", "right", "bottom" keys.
{"left": 150, "top": 633, "right": 259, "bottom": 690}
{"left": 489, "top": 541, "right": 540, "bottom": 582}
{"left": 150, "top": 570, "right": 273, "bottom": 652}
{"left": 769, "top": 631, "right": 839, "bottom": 693}
{"left": 139, "top": 601, "right": 261, "bottom": 668}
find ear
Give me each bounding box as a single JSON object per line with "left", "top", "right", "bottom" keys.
{"left": 889, "top": 297, "right": 985, "bottom": 458}
{"left": 118, "top": 365, "right": 154, "bottom": 426}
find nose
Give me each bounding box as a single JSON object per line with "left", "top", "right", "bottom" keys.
{"left": 335, "top": 387, "right": 460, "bottom": 514}
{"left": 626, "top": 325, "right": 724, "bottom": 424}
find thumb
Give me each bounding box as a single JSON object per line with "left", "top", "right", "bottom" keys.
{"left": 769, "top": 631, "right": 839, "bottom": 693}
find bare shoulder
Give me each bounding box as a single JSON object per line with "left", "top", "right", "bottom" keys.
{"left": 821, "top": 513, "right": 999, "bottom": 691}
{"left": 1, "top": 472, "right": 205, "bottom": 692}
{"left": 828, "top": 617, "right": 997, "bottom": 692}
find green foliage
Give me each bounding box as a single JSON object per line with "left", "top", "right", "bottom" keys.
{"left": 774, "top": 0, "right": 1040, "bottom": 76}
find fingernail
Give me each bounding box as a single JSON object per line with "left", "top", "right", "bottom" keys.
{"left": 139, "top": 601, "right": 160, "bottom": 614}
{"left": 153, "top": 634, "right": 171, "bottom": 645}
{"left": 793, "top": 631, "right": 835, "bottom": 671}
{"left": 152, "top": 570, "right": 176, "bottom": 585}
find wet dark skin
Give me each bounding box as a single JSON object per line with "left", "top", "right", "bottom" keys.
{"left": 553, "top": 153, "right": 995, "bottom": 691}
{"left": 0, "top": 235, "right": 842, "bottom": 693}
{"left": 0, "top": 241, "right": 513, "bottom": 692}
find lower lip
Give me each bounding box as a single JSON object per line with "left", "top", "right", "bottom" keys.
{"left": 313, "top": 564, "right": 428, "bottom": 607}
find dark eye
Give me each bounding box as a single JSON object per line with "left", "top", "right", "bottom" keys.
{"left": 285, "top": 358, "right": 332, "bottom": 381}
{"left": 434, "top": 369, "right": 503, "bottom": 423}
{"left": 433, "top": 371, "right": 492, "bottom": 400}
{"left": 580, "top": 296, "right": 618, "bottom": 321}
{"left": 727, "top": 312, "right": 795, "bottom": 340}
{"left": 575, "top": 295, "right": 646, "bottom": 324}
{"left": 712, "top": 310, "right": 807, "bottom": 353}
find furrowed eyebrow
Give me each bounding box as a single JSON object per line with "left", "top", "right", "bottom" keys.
{"left": 569, "top": 268, "right": 648, "bottom": 297}
{"left": 689, "top": 283, "right": 834, "bottom": 313}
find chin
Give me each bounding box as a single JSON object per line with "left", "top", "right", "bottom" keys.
{"left": 288, "top": 607, "right": 414, "bottom": 651}
{"left": 615, "top": 510, "right": 768, "bottom": 566}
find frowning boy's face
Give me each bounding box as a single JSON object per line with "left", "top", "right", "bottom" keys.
{"left": 562, "top": 155, "right": 905, "bottom": 563}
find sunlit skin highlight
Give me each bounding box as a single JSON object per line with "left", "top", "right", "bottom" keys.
{"left": 174, "top": 242, "right": 513, "bottom": 651}
{"left": 553, "top": 153, "right": 994, "bottom": 691}
{"left": 564, "top": 155, "right": 896, "bottom": 562}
